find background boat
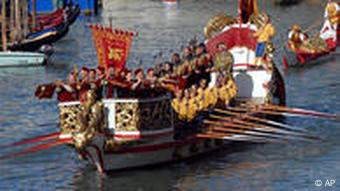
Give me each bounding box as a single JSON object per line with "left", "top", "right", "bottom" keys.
{"left": 5, "top": 3, "right": 79, "bottom": 52}
{"left": 0, "top": 51, "right": 46, "bottom": 67}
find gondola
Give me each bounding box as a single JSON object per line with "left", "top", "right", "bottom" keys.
{"left": 7, "top": 22, "right": 69, "bottom": 52}
{"left": 6, "top": 3, "right": 80, "bottom": 52}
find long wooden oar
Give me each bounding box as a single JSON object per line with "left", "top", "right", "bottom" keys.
{"left": 211, "top": 126, "right": 294, "bottom": 141}
{"left": 196, "top": 133, "right": 272, "bottom": 143}
{"left": 209, "top": 114, "right": 319, "bottom": 140}
{"left": 205, "top": 120, "right": 318, "bottom": 141}
{"left": 239, "top": 103, "right": 339, "bottom": 120}
{"left": 263, "top": 104, "right": 339, "bottom": 120}
{"left": 215, "top": 108, "right": 307, "bottom": 133}
{"left": 0, "top": 138, "right": 71, "bottom": 160}
{"left": 0, "top": 132, "right": 61, "bottom": 150}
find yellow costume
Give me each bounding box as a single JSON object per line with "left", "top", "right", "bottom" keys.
{"left": 209, "top": 86, "right": 219, "bottom": 106}
{"left": 326, "top": 2, "right": 340, "bottom": 25}
{"left": 203, "top": 88, "right": 213, "bottom": 109}
{"left": 178, "top": 99, "right": 188, "bottom": 121}
{"left": 218, "top": 85, "right": 230, "bottom": 105}
{"left": 171, "top": 98, "right": 181, "bottom": 115}
{"left": 226, "top": 79, "right": 237, "bottom": 99}
{"left": 197, "top": 88, "right": 205, "bottom": 111}
{"left": 187, "top": 98, "right": 198, "bottom": 121}
{"left": 254, "top": 23, "right": 276, "bottom": 43}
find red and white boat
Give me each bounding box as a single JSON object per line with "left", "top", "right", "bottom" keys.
{"left": 55, "top": 1, "right": 286, "bottom": 173}
{"left": 282, "top": 2, "right": 339, "bottom": 67}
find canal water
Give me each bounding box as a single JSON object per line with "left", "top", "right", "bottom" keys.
{"left": 0, "top": 0, "right": 339, "bottom": 190}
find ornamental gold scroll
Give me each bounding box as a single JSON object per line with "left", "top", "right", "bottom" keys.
{"left": 114, "top": 99, "right": 173, "bottom": 132}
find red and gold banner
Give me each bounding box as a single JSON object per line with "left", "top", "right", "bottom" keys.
{"left": 90, "top": 25, "right": 136, "bottom": 70}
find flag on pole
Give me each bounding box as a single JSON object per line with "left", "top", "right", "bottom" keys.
{"left": 90, "top": 25, "right": 136, "bottom": 70}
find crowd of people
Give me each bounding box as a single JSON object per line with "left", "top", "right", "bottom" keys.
{"left": 46, "top": 40, "right": 238, "bottom": 121}
{"left": 51, "top": 41, "right": 235, "bottom": 102}
{"left": 172, "top": 75, "right": 236, "bottom": 122}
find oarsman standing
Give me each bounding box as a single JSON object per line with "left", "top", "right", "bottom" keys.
{"left": 89, "top": 69, "right": 97, "bottom": 90}
{"left": 145, "top": 68, "right": 158, "bottom": 88}
{"left": 103, "top": 66, "right": 117, "bottom": 98}
{"left": 131, "top": 68, "right": 145, "bottom": 90}
{"left": 154, "top": 63, "right": 163, "bottom": 77}
{"left": 54, "top": 72, "right": 78, "bottom": 102}
{"left": 162, "top": 62, "right": 174, "bottom": 78}
{"left": 171, "top": 53, "right": 182, "bottom": 66}
{"left": 253, "top": 15, "right": 276, "bottom": 67}
{"left": 182, "top": 47, "right": 193, "bottom": 62}
{"left": 95, "top": 66, "right": 106, "bottom": 99}
{"left": 214, "top": 42, "right": 234, "bottom": 75}
{"left": 325, "top": 0, "right": 339, "bottom": 28}
{"left": 320, "top": 0, "right": 339, "bottom": 43}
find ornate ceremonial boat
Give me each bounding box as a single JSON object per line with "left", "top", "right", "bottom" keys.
{"left": 282, "top": 2, "right": 339, "bottom": 67}
{"left": 282, "top": 35, "right": 337, "bottom": 67}
{"left": 54, "top": 2, "right": 286, "bottom": 173}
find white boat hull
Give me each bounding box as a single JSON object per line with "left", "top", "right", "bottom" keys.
{"left": 70, "top": 134, "right": 226, "bottom": 172}
{"left": 0, "top": 51, "right": 47, "bottom": 67}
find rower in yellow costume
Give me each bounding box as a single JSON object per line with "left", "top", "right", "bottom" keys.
{"left": 179, "top": 90, "right": 190, "bottom": 121}
{"left": 197, "top": 82, "right": 205, "bottom": 111}
{"left": 209, "top": 85, "right": 219, "bottom": 107}
{"left": 171, "top": 90, "right": 182, "bottom": 117}
{"left": 226, "top": 76, "right": 237, "bottom": 99}
{"left": 187, "top": 89, "right": 198, "bottom": 121}
{"left": 217, "top": 78, "right": 230, "bottom": 106}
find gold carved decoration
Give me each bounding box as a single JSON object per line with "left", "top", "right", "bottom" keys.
{"left": 204, "top": 14, "right": 237, "bottom": 39}
{"left": 115, "top": 99, "right": 173, "bottom": 131}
